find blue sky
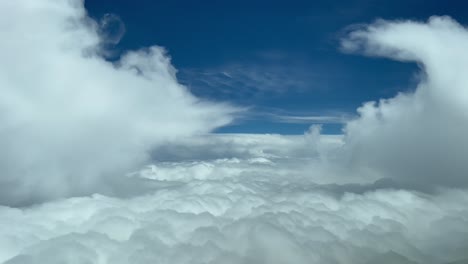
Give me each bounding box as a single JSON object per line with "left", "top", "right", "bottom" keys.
{"left": 85, "top": 0, "right": 467, "bottom": 134}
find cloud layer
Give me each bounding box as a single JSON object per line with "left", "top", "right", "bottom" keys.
{"left": 1, "top": 1, "right": 468, "bottom": 263}
{"left": 1, "top": 136, "right": 468, "bottom": 263}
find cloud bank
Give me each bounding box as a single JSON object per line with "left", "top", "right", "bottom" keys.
{"left": 1, "top": 0, "right": 468, "bottom": 263}
{"left": 0, "top": 0, "right": 235, "bottom": 206}
{"left": 2, "top": 171, "right": 468, "bottom": 264}
{"left": 1, "top": 131, "right": 467, "bottom": 264}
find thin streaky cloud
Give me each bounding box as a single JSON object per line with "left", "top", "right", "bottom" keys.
{"left": 179, "top": 63, "right": 322, "bottom": 99}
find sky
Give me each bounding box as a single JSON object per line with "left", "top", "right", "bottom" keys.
{"left": 85, "top": 0, "right": 467, "bottom": 134}
{"left": 1, "top": 1, "right": 468, "bottom": 264}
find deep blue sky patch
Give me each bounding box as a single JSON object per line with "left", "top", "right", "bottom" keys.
{"left": 86, "top": 0, "right": 468, "bottom": 134}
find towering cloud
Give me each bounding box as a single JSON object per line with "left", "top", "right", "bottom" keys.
{"left": 342, "top": 16, "right": 468, "bottom": 189}
{"left": 0, "top": 0, "right": 235, "bottom": 206}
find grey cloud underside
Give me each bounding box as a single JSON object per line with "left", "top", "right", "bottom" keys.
{"left": 1, "top": 0, "right": 468, "bottom": 263}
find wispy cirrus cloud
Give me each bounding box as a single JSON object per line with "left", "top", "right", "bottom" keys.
{"left": 235, "top": 107, "right": 353, "bottom": 126}
{"left": 266, "top": 113, "right": 351, "bottom": 124}
{"left": 179, "top": 62, "right": 322, "bottom": 101}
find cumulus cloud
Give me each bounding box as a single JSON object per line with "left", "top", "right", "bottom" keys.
{"left": 341, "top": 16, "right": 468, "bottom": 189}
{"left": 0, "top": 0, "right": 236, "bottom": 206}
{"left": 1, "top": 131, "right": 467, "bottom": 264}
{"left": 1, "top": 0, "right": 468, "bottom": 263}
{"left": 1, "top": 165, "right": 468, "bottom": 264}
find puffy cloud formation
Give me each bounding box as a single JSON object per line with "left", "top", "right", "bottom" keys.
{"left": 1, "top": 146, "right": 468, "bottom": 264}
{"left": 0, "top": 0, "right": 235, "bottom": 206}
{"left": 1, "top": 132, "right": 468, "bottom": 264}
{"left": 342, "top": 16, "right": 468, "bottom": 189}
{"left": 1, "top": 0, "right": 468, "bottom": 263}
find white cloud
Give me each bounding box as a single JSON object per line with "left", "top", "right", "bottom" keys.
{"left": 1, "top": 167, "right": 468, "bottom": 263}
{"left": 268, "top": 114, "right": 350, "bottom": 124}
{"left": 0, "top": 0, "right": 236, "bottom": 206}
{"left": 341, "top": 16, "right": 468, "bottom": 189}
{"left": 1, "top": 1, "right": 468, "bottom": 263}
{"left": 1, "top": 129, "right": 466, "bottom": 263}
